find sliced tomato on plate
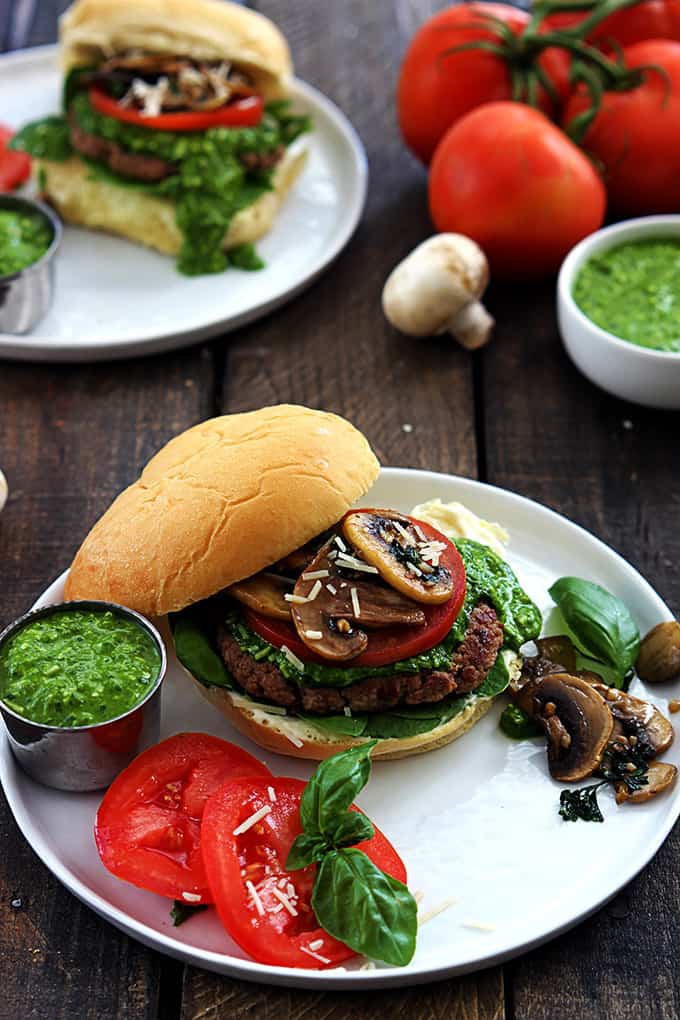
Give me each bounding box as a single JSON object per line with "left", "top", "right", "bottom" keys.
{"left": 201, "top": 776, "right": 407, "bottom": 969}
{"left": 245, "top": 514, "right": 466, "bottom": 667}
{"left": 95, "top": 732, "right": 271, "bottom": 903}
{"left": 0, "top": 125, "right": 31, "bottom": 189}
{"left": 89, "top": 87, "right": 264, "bottom": 131}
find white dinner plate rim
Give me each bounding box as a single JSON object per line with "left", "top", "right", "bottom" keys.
{"left": 0, "top": 468, "right": 676, "bottom": 989}
{"left": 0, "top": 45, "right": 368, "bottom": 362}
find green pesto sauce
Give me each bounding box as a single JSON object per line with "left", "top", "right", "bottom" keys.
{"left": 0, "top": 209, "right": 52, "bottom": 277}
{"left": 0, "top": 609, "right": 161, "bottom": 728}
{"left": 573, "top": 239, "right": 680, "bottom": 353}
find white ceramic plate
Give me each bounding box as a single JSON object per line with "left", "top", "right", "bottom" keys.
{"left": 1, "top": 468, "right": 678, "bottom": 989}
{"left": 0, "top": 46, "right": 367, "bottom": 362}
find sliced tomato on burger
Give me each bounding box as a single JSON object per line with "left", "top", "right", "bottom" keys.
{"left": 0, "top": 125, "right": 31, "bottom": 189}
{"left": 89, "top": 87, "right": 264, "bottom": 131}
{"left": 201, "top": 776, "right": 407, "bottom": 968}
{"left": 95, "top": 732, "right": 272, "bottom": 903}
{"left": 245, "top": 516, "right": 466, "bottom": 667}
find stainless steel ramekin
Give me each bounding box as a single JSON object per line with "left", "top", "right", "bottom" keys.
{"left": 0, "top": 193, "right": 62, "bottom": 334}
{"left": 0, "top": 601, "right": 166, "bottom": 791}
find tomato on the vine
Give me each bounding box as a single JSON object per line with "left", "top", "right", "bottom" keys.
{"left": 564, "top": 40, "right": 680, "bottom": 214}
{"left": 545, "top": 1, "right": 680, "bottom": 49}
{"left": 397, "top": 3, "right": 570, "bottom": 164}
{"left": 429, "top": 102, "right": 605, "bottom": 279}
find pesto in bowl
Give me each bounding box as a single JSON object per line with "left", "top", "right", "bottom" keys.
{"left": 573, "top": 238, "right": 680, "bottom": 353}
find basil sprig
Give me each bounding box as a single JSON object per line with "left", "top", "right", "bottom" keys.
{"left": 285, "top": 742, "right": 417, "bottom": 967}
{"left": 549, "top": 577, "right": 640, "bottom": 688}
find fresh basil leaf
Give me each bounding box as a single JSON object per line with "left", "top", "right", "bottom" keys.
{"left": 300, "top": 741, "right": 377, "bottom": 836}
{"left": 325, "top": 811, "right": 374, "bottom": 849}
{"left": 549, "top": 577, "right": 640, "bottom": 684}
{"left": 285, "top": 833, "right": 328, "bottom": 871}
{"left": 171, "top": 614, "right": 233, "bottom": 689}
{"left": 312, "top": 849, "right": 417, "bottom": 967}
{"left": 170, "top": 900, "right": 208, "bottom": 926}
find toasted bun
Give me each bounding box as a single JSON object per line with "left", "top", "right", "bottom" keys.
{"left": 60, "top": 0, "right": 292, "bottom": 99}
{"left": 188, "top": 677, "right": 496, "bottom": 761}
{"left": 64, "top": 405, "right": 380, "bottom": 617}
{"left": 35, "top": 144, "right": 307, "bottom": 257}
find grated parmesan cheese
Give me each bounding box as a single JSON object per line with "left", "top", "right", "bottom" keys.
{"left": 308, "top": 939, "right": 324, "bottom": 951}
{"left": 272, "top": 888, "right": 298, "bottom": 916}
{"left": 334, "top": 535, "right": 347, "bottom": 552}
{"left": 418, "top": 897, "right": 458, "bottom": 926}
{"left": 284, "top": 593, "right": 308, "bottom": 605}
{"left": 462, "top": 920, "right": 496, "bottom": 932}
{"left": 304, "top": 630, "right": 323, "bottom": 640}
{"left": 245, "top": 880, "right": 265, "bottom": 917}
{"left": 232, "top": 804, "right": 272, "bottom": 836}
{"left": 326, "top": 583, "right": 337, "bottom": 595}
{"left": 343, "top": 706, "right": 352, "bottom": 717}
{"left": 281, "top": 645, "right": 305, "bottom": 672}
{"left": 350, "top": 587, "right": 361, "bottom": 618}
{"left": 307, "top": 580, "right": 323, "bottom": 601}
{"left": 181, "top": 891, "right": 202, "bottom": 903}
{"left": 300, "top": 945, "right": 331, "bottom": 965}
{"left": 393, "top": 520, "right": 415, "bottom": 546}
{"left": 302, "top": 570, "right": 330, "bottom": 580}
{"left": 267, "top": 785, "right": 277, "bottom": 803}
{"left": 406, "top": 561, "right": 422, "bottom": 576}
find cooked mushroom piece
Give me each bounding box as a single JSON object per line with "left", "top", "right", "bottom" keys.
{"left": 590, "top": 682, "right": 674, "bottom": 757}
{"left": 228, "top": 572, "right": 293, "bottom": 621}
{"left": 535, "top": 636, "right": 577, "bottom": 673}
{"left": 518, "top": 673, "right": 614, "bottom": 782}
{"left": 636, "top": 621, "right": 680, "bottom": 684}
{"left": 615, "top": 761, "right": 678, "bottom": 804}
{"left": 290, "top": 541, "right": 427, "bottom": 660}
{"left": 342, "top": 510, "right": 453, "bottom": 605}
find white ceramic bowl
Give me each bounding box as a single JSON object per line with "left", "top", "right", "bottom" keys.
{"left": 557, "top": 215, "right": 680, "bottom": 409}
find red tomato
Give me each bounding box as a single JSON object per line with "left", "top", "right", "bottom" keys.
{"left": 244, "top": 515, "right": 466, "bottom": 668}
{"left": 89, "top": 87, "right": 264, "bottom": 131}
{"left": 0, "top": 125, "right": 31, "bottom": 189}
{"left": 429, "top": 101, "right": 605, "bottom": 279}
{"left": 544, "top": 2, "right": 680, "bottom": 49}
{"left": 95, "top": 733, "right": 271, "bottom": 903}
{"left": 564, "top": 40, "right": 680, "bottom": 214}
{"left": 201, "top": 776, "right": 407, "bottom": 969}
{"left": 397, "top": 3, "right": 570, "bottom": 164}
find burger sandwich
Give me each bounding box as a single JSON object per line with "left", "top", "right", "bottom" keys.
{"left": 64, "top": 404, "right": 541, "bottom": 759}
{"left": 11, "top": 0, "right": 309, "bottom": 275}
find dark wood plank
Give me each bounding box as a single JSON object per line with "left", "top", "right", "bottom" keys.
{"left": 0, "top": 350, "right": 215, "bottom": 1020}
{"left": 180, "top": 967, "right": 505, "bottom": 1020}
{"left": 483, "top": 281, "right": 680, "bottom": 1020}
{"left": 180, "top": 1, "right": 496, "bottom": 1016}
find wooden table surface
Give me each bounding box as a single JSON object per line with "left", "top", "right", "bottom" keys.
{"left": 2, "top": 2, "right": 679, "bottom": 1018}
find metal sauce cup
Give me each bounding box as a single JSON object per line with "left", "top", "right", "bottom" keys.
{"left": 0, "top": 193, "right": 62, "bottom": 334}
{"left": 0, "top": 601, "right": 166, "bottom": 791}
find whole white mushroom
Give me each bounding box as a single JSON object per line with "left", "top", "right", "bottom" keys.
{"left": 0, "top": 469, "right": 7, "bottom": 513}
{"left": 382, "top": 234, "right": 494, "bottom": 350}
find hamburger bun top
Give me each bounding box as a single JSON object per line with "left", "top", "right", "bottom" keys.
{"left": 64, "top": 405, "right": 380, "bottom": 617}
{"left": 60, "top": 0, "right": 292, "bottom": 100}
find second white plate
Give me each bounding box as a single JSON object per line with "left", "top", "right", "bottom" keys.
{"left": 1, "top": 469, "right": 678, "bottom": 988}
{"left": 0, "top": 46, "right": 367, "bottom": 362}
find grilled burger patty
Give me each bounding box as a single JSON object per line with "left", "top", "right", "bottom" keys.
{"left": 218, "top": 601, "right": 503, "bottom": 715}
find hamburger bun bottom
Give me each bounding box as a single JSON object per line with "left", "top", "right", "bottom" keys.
{"left": 36, "top": 143, "right": 307, "bottom": 258}
{"left": 185, "top": 671, "right": 497, "bottom": 761}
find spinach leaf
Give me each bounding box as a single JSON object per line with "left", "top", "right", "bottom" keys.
{"left": 299, "top": 741, "right": 377, "bottom": 836}
{"left": 312, "top": 850, "right": 417, "bottom": 967}
{"left": 171, "top": 614, "right": 233, "bottom": 689}
{"left": 170, "top": 900, "right": 209, "bottom": 926}
{"left": 559, "top": 783, "right": 605, "bottom": 823}
{"left": 549, "top": 577, "right": 640, "bottom": 686}
{"left": 298, "top": 712, "right": 369, "bottom": 737}
{"left": 9, "top": 117, "right": 72, "bottom": 160}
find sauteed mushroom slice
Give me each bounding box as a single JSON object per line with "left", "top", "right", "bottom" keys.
{"left": 590, "top": 682, "right": 674, "bottom": 757}
{"left": 615, "top": 761, "right": 678, "bottom": 804}
{"left": 228, "top": 573, "right": 293, "bottom": 621}
{"left": 535, "top": 636, "right": 577, "bottom": 673}
{"left": 290, "top": 542, "right": 427, "bottom": 660}
{"left": 291, "top": 543, "right": 367, "bottom": 661}
{"left": 520, "top": 673, "right": 614, "bottom": 782}
{"left": 342, "top": 510, "right": 453, "bottom": 605}
{"left": 636, "top": 621, "right": 680, "bottom": 684}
